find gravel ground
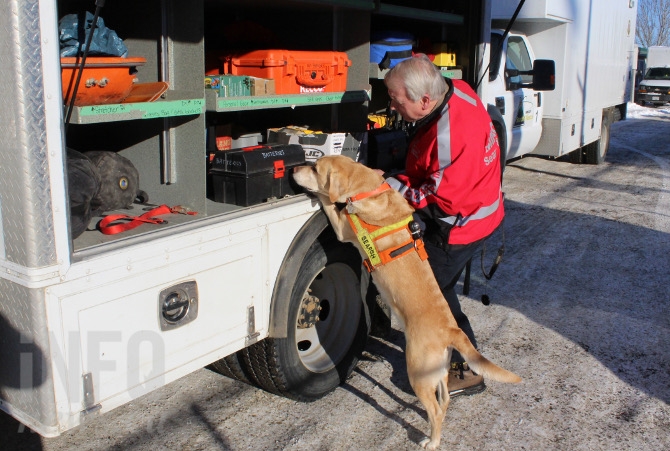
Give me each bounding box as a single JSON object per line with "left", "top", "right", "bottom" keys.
{"left": 1, "top": 103, "right": 669, "bottom": 451}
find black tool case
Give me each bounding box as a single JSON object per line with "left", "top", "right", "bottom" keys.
{"left": 209, "top": 143, "right": 306, "bottom": 206}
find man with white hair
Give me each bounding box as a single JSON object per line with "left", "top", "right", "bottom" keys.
{"left": 382, "top": 54, "right": 504, "bottom": 397}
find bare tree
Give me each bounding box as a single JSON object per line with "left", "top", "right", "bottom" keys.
{"left": 637, "top": 0, "right": 670, "bottom": 47}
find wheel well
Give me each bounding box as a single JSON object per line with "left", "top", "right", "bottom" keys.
{"left": 487, "top": 104, "right": 507, "bottom": 182}
{"left": 268, "top": 210, "right": 329, "bottom": 338}
{"left": 487, "top": 104, "right": 507, "bottom": 163}
{"left": 613, "top": 103, "right": 625, "bottom": 122}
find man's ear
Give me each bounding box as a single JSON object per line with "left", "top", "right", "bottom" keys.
{"left": 421, "top": 94, "right": 432, "bottom": 110}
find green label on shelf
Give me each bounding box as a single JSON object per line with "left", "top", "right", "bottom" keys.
{"left": 215, "top": 92, "right": 368, "bottom": 110}
{"left": 79, "top": 99, "right": 204, "bottom": 119}
{"left": 440, "top": 69, "right": 462, "bottom": 79}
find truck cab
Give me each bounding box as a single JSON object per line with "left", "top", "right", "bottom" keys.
{"left": 488, "top": 30, "right": 549, "bottom": 162}
{"left": 636, "top": 66, "right": 670, "bottom": 106}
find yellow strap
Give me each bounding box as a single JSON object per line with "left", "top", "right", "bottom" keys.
{"left": 349, "top": 214, "right": 413, "bottom": 240}
{"left": 349, "top": 214, "right": 382, "bottom": 266}
{"left": 347, "top": 214, "right": 414, "bottom": 268}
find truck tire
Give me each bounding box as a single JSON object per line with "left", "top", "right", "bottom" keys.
{"left": 208, "top": 354, "right": 252, "bottom": 384}
{"left": 584, "top": 113, "right": 611, "bottom": 165}
{"left": 239, "top": 236, "right": 367, "bottom": 401}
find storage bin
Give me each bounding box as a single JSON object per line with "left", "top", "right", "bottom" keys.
{"left": 370, "top": 31, "right": 414, "bottom": 70}
{"left": 431, "top": 43, "right": 457, "bottom": 67}
{"left": 222, "top": 50, "right": 351, "bottom": 94}
{"left": 61, "top": 56, "right": 146, "bottom": 106}
{"left": 209, "top": 144, "right": 305, "bottom": 206}
{"left": 267, "top": 126, "right": 362, "bottom": 162}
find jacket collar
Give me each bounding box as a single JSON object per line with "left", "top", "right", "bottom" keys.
{"left": 409, "top": 77, "right": 453, "bottom": 137}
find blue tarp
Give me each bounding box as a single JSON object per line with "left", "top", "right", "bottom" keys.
{"left": 59, "top": 12, "right": 128, "bottom": 58}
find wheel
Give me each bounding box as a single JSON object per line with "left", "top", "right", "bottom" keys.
{"left": 208, "top": 354, "right": 252, "bottom": 384}
{"left": 234, "top": 237, "right": 368, "bottom": 401}
{"left": 584, "top": 114, "right": 611, "bottom": 164}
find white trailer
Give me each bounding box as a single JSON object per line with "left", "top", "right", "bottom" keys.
{"left": 489, "top": 0, "right": 637, "bottom": 164}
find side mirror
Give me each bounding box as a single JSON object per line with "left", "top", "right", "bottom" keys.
{"left": 532, "top": 59, "right": 555, "bottom": 91}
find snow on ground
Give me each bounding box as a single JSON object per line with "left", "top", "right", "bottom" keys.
{"left": 626, "top": 101, "right": 670, "bottom": 119}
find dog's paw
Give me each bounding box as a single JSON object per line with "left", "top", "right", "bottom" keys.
{"left": 419, "top": 437, "right": 440, "bottom": 450}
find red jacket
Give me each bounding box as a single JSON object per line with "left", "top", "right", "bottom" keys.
{"left": 387, "top": 79, "right": 503, "bottom": 245}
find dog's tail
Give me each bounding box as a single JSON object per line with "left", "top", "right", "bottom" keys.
{"left": 450, "top": 328, "right": 522, "bottom": 384}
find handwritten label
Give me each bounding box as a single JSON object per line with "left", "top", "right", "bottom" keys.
{"left": 80, "top": 99, "right": 204, "bottom": 119}
{"left": 215, "top": 92, "right": 368, "bottom": 111}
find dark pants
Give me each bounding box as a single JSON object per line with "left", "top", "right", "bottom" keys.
{"left": 423, "top": 237, "right": 485, "bottom": 363}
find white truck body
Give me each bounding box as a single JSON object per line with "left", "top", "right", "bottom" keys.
{"left": 489, "top": 0, "right": 637, "bottom": 163}
{"left": 1, "top": 0, "right": 373, "bottom": 437}
{"left": 636, "top": 46, "right": 670, "bottom": 106}
{"left": 644, "top": 46, "right": 670, "bottom": 70}
{"left": 0, "top": 0, "right": 637, "bottom": 438}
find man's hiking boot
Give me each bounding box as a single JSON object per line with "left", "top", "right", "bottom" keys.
{"left": 448, "top": 362, "right": 486, "bottom": 398}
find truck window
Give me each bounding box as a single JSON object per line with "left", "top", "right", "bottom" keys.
{"left": 645, "top": 67, "right": 670, "bottom": 79}
{"left": 507, "top": 36, "right": 533, "bottom": 85}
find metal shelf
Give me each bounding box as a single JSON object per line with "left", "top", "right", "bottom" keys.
{"left": 66, "top": 91, "right": 204, "bottom": 124}
{"left": 206, "top": 89, "right": 370, "bottom": 112}
{"left": 292, "top": 0, "right": 374, "bottom": 9}
{"left": 375, "top": 3, "right": 464, "bottom": 24}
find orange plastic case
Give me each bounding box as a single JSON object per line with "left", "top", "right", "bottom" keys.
{"left": 222, "top": 50, "right": 351, "bottom": 94}
{"left": 61, "top": 56, "right": 147, "bottom": 106}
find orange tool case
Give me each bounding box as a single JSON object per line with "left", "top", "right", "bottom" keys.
{"left": 222, "top": 50, "right": 351, "bottom": 94}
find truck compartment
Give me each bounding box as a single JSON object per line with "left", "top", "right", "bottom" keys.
{"left": 59, "top": 0, "right": 483, "bottom": 253}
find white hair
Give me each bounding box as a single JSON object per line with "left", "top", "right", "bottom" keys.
{"left": 384, "top": 54, "right": 447, "bottom": 101}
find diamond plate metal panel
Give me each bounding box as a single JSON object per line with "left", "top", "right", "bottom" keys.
{"left": 0, "top": 277, "right": 58, "bottom": 432}
{"left": 0, "top": 0, "right": 58, "bottom": 269}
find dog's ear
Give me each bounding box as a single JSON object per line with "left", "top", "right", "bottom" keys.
{"left": 318, "top": 156, "right": 387, "bottom": 204}
{"left": 326, "top": 169, "right": 346, "bottom": 203}
{"left": 317, "top": 157, "right": 349, "bottom": 203}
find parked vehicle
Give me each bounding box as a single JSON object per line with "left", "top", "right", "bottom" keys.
{"left": 489, "top": 0, "right": 638, "bottom": 165}
{"left": 635, "top": 46, "right": 670, "bottom": 107}
{"left": 0, "top": 0, "right": 635, "bottom": 437}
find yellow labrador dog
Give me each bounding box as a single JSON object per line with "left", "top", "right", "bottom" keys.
{"left": 293, "top": 155, "right": 521, "bottom": 450}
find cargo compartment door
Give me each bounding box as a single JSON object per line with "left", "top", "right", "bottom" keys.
{"left": 55, "top": 234, "right": 265, "bottom": 428}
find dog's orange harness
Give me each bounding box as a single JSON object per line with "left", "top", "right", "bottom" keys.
{"left": 345, "top": 182, "right": 428, "bottom": 272}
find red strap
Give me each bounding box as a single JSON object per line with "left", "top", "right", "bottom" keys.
{"left": 347, "top": 182, "right": 392, "bottom": 204}
{"left": 99, "top": 205, "right": 173, "bottom": 235}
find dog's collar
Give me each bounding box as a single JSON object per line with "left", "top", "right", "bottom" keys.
{"left": 346, "top": 182, "right": 392, "bottom": 205}
{"left": 345, "top": 211, "right": 428, "bottom": 272}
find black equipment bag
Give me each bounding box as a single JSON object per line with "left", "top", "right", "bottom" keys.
{"left": 86, "top": 150, "right": 144, "bottom": 213}
{"left": 66, "top": 148, "right": 102, "bottom": 239}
